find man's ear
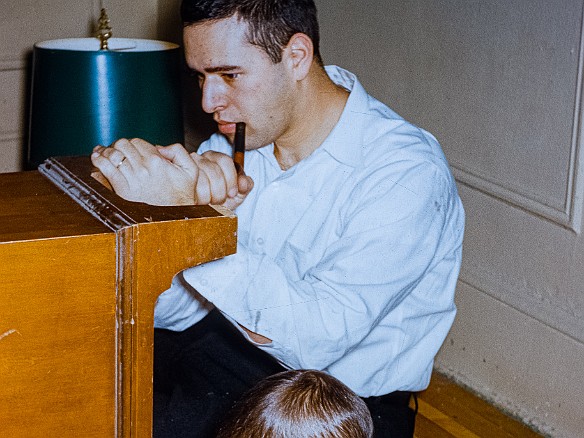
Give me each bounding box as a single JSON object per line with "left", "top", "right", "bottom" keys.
{"left": 283, "top": 33, "right": 314, "bottom": 81}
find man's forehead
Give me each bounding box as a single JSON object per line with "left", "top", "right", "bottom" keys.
{"left": 183, "top": 18, "right": 267, "bottom": 70}
{"left": 183, "top": 14, "right": 250, "bottom": 43}
{"left": 184, "top": 17, "right": 250, "bottom": 50}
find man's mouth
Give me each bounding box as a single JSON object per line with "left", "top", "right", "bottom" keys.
{"left": 217, "top": 121, "right": 237, "bottom": 135}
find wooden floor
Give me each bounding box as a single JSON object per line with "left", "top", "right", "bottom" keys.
{"left": 413, "top": 373, "right": 544, "bottom": 438}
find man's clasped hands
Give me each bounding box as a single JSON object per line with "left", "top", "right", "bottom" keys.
{"left": 91, "top": 138, "right": 253, "bottom": 210}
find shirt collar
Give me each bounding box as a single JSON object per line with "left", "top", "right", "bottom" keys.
{"left": 318, "top": 65, "right": 371, "bottom": 168}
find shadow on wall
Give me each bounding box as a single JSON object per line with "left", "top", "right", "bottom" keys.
{"left": 21, "top": 51, "right": 33, "bottom": 170}
{"left": 181, "top": 75, "right": 216, "bottom": 152}
{"left": 157, "top": 0, "right": 215, "bottom": 152}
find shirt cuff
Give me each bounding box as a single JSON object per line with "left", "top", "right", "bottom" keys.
{"left": 153, "top": 271, "right": 214, "bottom": 331}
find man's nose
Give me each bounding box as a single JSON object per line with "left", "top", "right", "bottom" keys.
{"left": 201, "top": 78, "right": 228, "bottom": 114}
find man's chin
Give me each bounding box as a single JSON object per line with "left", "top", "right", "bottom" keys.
{"left": 218, "top": 131, "right": 235, "bottom": 144}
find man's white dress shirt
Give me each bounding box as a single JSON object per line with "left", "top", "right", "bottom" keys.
{"left": 154, "top": 66, "right": 465, "bottom": 397}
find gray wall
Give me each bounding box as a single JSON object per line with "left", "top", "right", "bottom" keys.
{"left": 315, "top": 0, "right": 584, "bottom": 436}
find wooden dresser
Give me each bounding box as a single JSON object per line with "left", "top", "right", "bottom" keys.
{"left": 0, "top": 157, "right": 237, "bottom": 437}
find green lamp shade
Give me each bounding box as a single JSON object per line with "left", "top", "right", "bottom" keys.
{"left": 28, "top": 38, "right": 184, "bottom": 168}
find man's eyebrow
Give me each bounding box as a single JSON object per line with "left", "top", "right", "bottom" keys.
{"left": 189, "top": 65, "right": 240, "bottom": 74}
{"left": 206, "top": 65, "right": 240, "bottom": 73}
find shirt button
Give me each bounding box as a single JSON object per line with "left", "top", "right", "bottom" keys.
{"left": 256, "top": 237, "right": 264, "bottom": 245}
{"left": 200, "top": 278, "right": 208, "bottom": 286}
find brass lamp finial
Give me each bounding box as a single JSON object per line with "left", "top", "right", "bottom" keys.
{"left": 97, "top": 8, "right": 112, "bottom": 50}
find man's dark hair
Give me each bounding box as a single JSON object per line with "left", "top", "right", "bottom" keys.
{"left": 180, "top": 0, "right": 322, "bottom": 65}
{"left": 216, "top": 369, "right": 374, "bottom": 438}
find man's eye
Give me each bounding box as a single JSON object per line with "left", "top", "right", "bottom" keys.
{"left": 224, "top": 73, "right": 240, "bottom": 80}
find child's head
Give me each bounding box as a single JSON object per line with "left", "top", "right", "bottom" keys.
{"left": 217, "top": 369, "right": 374, "bottom": 437}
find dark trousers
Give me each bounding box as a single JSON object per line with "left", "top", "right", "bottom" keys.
{"left": 153, "top": 309, "right": 416, "bottom": 437}
{"left": 364, "top": 391, "right": 418, "bottom": 437}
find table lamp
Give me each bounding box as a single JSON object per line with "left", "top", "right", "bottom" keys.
{"left": 27, "top": 9, "right": 184, "bottom": 168}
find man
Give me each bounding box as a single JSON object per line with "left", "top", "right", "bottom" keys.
{"left": 91, "top": 1, "right": 465, "bottom": 437}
